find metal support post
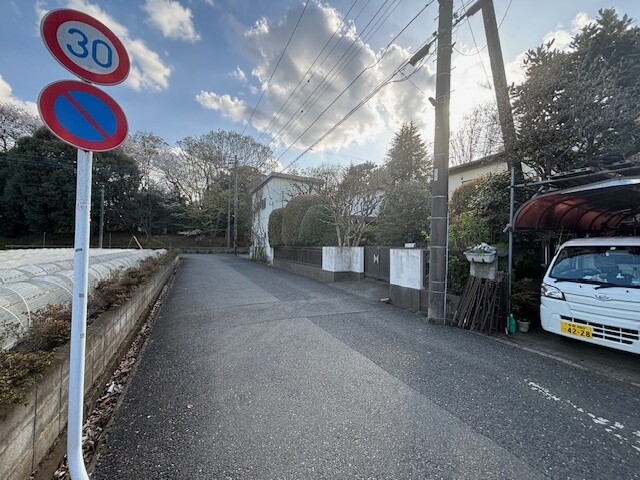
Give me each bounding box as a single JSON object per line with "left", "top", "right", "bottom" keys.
{"left": 68, "top": 149, "right": 92, "bottom": 480}
{"left": 99, "top": 184, "right": 105, "bottom": 248}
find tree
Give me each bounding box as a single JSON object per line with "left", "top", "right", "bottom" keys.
{"left": 450, "top": 102, "right": 503, "bottom": 165}
{"left": 375, "top": 180, "right": 431, "bottom": 245}
{"left": 0, "top": 128, "right": 143, "bottom": 237}
{"left": 512, "top": 9, "right": 640, "bottom": 178}
{"left": 158, "top": 130, "right": 275, "bottom": 206}
{"left": 122, "top": 132, "right": 189, "bottom": 238}
{"left": 268, "top": 208, "right": 284, "bottom": 247}
{"left": 374, "top": 123, "right": 432, "bottom": 245}
{"left": 0, "top": 102, "right": 41, "bottom": 152}
{"left": 308, "top": 163, "right": 385, "bottom": 247}
{"left": 385, "top": 121, "right": 431, "bottom": 185}
{"left": 281, "top": 195, "right": 322, "bottom": 245}
{"left": 155, "top": 130, "right": 273, "bottom": 243}
{"left": 298, "top": 204, "right": 338, "bottom": 246}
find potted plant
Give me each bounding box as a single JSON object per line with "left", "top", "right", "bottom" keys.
{"left": 463, "top": 242, "right": 496, "bottom": 263}
{"left": 511, "top": 278, "right": 539, "bottom": 333}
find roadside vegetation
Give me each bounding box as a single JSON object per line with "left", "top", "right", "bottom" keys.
{"left": 0, "top": 251, "right": 176, "bottom": 406}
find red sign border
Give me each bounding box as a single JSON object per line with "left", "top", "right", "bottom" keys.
{"left": 38, "top": 80, "right": 128, "bottom": 152}
{"left": 41, "top": 9, "right": 130, "bottom": 85}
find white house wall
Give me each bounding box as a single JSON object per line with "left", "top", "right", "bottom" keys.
{"left": 251, "top": 176, "right": 312, "bottom": 263}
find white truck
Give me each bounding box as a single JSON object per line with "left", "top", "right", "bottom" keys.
{"left": 540, "top": 237, "right": 640, "bottom": 353}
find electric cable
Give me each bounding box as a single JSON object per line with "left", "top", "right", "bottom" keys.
{"left": 241, "top": 0, "right": 309, "bottom": 136}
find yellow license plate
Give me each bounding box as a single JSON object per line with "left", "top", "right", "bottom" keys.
{"left": 561, "top": 321, "right": 593, "bottom": 339}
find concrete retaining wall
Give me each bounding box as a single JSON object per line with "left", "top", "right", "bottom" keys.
{"left": 0, "top": 257, "right": 178, "bottom": 480}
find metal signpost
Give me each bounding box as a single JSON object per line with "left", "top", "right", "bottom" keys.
{"left": 39, "top": 9, "right": 129, "bottom": 480}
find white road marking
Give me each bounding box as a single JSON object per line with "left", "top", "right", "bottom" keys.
{"left": 526, "top": 380, "right": 640, "bottom": 453}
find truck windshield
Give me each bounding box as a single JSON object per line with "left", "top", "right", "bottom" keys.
{"left": 549, "top": 245, "right": 640, "bottom": 287}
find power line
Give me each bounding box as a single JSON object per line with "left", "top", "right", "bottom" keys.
{"left": 275, "top": 1, "right": 434, "bottom": 166}
{"left": 255, "top": 0, "right": 363, "bottom": 145}
{"left": 268, "top": 0, "right": 398, "bottom": 149}
{"left": 241, "top": 0, "right": 309, "bottom": 136}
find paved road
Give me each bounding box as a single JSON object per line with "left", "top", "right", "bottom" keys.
{"left": 93, "top": 255, "right": 640, "bottom": 479}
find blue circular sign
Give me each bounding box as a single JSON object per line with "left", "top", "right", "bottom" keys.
{"left": 38, "top": 80, "right": 128, "bottom": 151}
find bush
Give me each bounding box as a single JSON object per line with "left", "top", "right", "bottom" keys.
{"left": 268, "top": 208, "right": 284, "bottom": 247}
{"left": 0, "top": 350, "right": 53, "bottom": 405}
{"left": 448, "top": 210, "right": 490, "bottom": 251}
{"left": 281, "top": 195, "right": 322, "bottom": 246}
{"left": 17, "top": 304, "right": 71, "bottom": 352}
{"left": 298, "top": 204, "right": 337, "bottom": 246}
{"left": 511, "top": 278, "right": 541, "bottom": 323}
{"left": 447, "top": 253, "right": 469, "bottom": 296}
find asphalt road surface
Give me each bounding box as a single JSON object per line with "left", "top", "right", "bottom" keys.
{"left": 92, "top": 254, "right": 640, "bottom": 479}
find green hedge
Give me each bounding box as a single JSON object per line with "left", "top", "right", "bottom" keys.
{"left": 268, "top": 208, "right": 284, "bottom": 247}
{"left": 298, "top": 204, "right": 337, "bottom": 246}
{"left": 281, "top": 195, "right": 322, "bottom": 246}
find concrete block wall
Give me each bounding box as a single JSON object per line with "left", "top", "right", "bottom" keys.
{"left": 321, "top": 247, "right": 364, "bottom": 280}
{"left": 0, "top": 258, "right": 177, "bottom": 480}
{"left": 389, "top": 248, "right": 425, "bottom": 310}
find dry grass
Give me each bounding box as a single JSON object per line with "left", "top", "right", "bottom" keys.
{"left": 0, "top": 251, "right": 175, "bottom": 406}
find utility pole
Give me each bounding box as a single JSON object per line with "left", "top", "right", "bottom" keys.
{"left": 465, "top": 0, "right": 521, "bottom": 181}
{"left": 465, "top": 0, "right": 521, "bottom": 310}
{"left": 233, "top": 155, "right": 239, "bottom": 256}
{"left": 427, "top": 0, "right": 454, "bottom": 324}
{"left": 226, "top": 155, "right": 232, "bottom": 249}
{"left": 99, "top": 184, "right": 105, "bottom": 248}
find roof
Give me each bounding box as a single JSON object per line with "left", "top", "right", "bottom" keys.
{"left": 559, "top": 237, "right": 640, "bottom": 247}
{"left": 514, "top": 176, "right": 640, "bottom": 233}
{"left": 448, "top": 152, "right": 506, "bottom": 175}
{"left": 248, "top": 171, "right": 319, "bottom": 195}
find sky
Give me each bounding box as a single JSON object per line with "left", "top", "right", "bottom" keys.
{"left": 1, "top": 0, "right": 640, "bottom": 171}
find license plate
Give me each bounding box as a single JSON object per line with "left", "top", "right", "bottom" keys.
{"left": 561, "top": 321, "right": 593, "bottom": 339}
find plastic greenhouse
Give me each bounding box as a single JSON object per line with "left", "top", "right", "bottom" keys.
{"left": 0, "top": 248, "right": 166, "bottom": 350}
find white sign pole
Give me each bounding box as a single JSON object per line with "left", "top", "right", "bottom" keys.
{"left": 68, "top": 148, "right": 92, "bottom": 480}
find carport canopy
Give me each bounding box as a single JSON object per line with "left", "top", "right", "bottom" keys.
{"left": 514, "top": 177, "right": 640, "bottom": 234}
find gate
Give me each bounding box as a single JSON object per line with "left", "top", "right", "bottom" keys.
{"left": 364, "top": 246, "right": 390, "bottom": 282}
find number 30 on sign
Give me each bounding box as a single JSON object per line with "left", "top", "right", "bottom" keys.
{"left": 41, "top": 9, "right": 130, "bottom": 85}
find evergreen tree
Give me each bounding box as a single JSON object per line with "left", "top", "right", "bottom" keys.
{"left": 384, "top": 121, "right": 430, "bottom": 185}
{"left": 512, "top": 9, "right": 640, "bottom": 178}
{"left": 376, "top": 122, "right": 432, "bottom": 245}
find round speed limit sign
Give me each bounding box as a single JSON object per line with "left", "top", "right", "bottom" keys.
{"left": 41, "top": 9, "right": 130, "bottom": 85}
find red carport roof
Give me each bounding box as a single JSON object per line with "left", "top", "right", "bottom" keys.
{"left": 514, "top": 176, "right": 640, "bottom": 233}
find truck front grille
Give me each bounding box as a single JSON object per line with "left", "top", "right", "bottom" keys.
{"left": 561, "top": 315, "right": 640, "bottom": 345}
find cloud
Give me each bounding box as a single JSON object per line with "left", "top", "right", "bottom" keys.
{"left": 543, "top": 12, "right": 593, "bottom": 51}
{"left": 196, "top": 1, "right": 435, "bottom": 153}
{"left": 230, "top": 67, "right": 246, "bottom": 82}
{"left": 142, "top": 0, "right": 200, "bottom": 42}
{"left": 63, "top": 0, "right": 171, "bottom": 90}
{"left": 0, "top": 75, "right": 38, "bottom": 115}
{"left": 195, "top": 92, "right": 249, "bottom": 122}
